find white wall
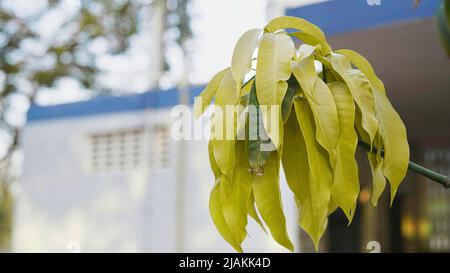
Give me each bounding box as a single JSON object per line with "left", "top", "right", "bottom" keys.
{"left": 12, "top": 108, "right": 299, "bottom": 252}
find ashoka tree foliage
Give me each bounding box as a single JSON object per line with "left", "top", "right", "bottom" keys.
{"left": 195, "top": 16, "right": 409, "bottom": 252}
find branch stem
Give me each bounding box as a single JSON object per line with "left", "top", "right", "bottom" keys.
{"left": 358, "top": 141, "right": 450, "bottom": 189}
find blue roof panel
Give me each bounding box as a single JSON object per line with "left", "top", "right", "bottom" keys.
{"left": 27, "top": 86, "right": 204, "bottom": 122}
{"left": 286, "top": 0, "right": 440, "bottom": 36}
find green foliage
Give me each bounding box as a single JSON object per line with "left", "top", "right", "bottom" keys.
{"left": 197, "top": 16, "right": 410, "bottom": 252}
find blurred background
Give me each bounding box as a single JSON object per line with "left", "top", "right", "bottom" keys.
{"left": 0, "top": 0, "right": 449, "bottom": 253}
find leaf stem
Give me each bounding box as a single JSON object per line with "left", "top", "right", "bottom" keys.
{"left": 358, "top": 141, "right": 450, "bottom": 189}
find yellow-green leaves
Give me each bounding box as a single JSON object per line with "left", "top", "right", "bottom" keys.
{"left": 212, "top": 70, "right": 238, "bottom": 181}
{"left": 372, "top": 88, "right": 410, "bottom": 204}
{"left": 220, "top": 141, "right": 253, "bottom": 248}
{"left": 292, "top": 45, "right": 339, "bottom": 159}
{"left": 210, "top": 181, "right": 243, "bottom": 252}
{"left": 252, "top": 151, "right": 294, "bottom": 251}
{"left": 256, "top": 32, "right": 294, "bottom": 149}
{"left": 293, "top": 99, "right": 333, "bottom": 250}
{"left": 329, "top": 53, "right": 378, "bottom": 148}
{"left": 264, "top": 16, "right": 332, "bottom": 55}
{"left": 336, "top": 49, "right": 410, "bottom": 204}
{"left": 328, "top": 82, "right": 359, "bottom": 222}
{"left": 199, "top": 16, "right": 409, "bottom": 252}
{"left": 231, "top": 29, "right": 261, "bottom": 90}
{"left": 195, "top": 68, "right": 229, "bottom": 118}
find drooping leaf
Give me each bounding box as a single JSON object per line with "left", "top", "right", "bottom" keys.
{"left": 264, "top": 16, "right": 332, "bottom": 55}
{"left": 292, "top": 44, "right": 339, "bottom": 161}
{"left": 211, "top": 70, "right": 239, "bottom": 181}
{"left": 208, "top": 140, "right": 221, "bottom": 179}
{"left": 220, "top": 141, "right": 253, "bottom": 247}
{"left": 281, "top": 109, "right": 309, "bottom": 228}
{"left": 337, "top": 49, "right": 409, "bottom": 204}
{"left": 281, "top": 76, "right": 300, "bottom": 122}
{"left": 247, "top": 190, "right": 267, "bottom": 233}
{"left": 247, "top": 82, "right": 273, "bottom": 174}
{"left": 355, "top": 114, "right": 385, "bottom": 206}
{"left": 252, "top": 151, "right": 294, "bottom": 251}
{"left": 231, "top": 29, "right": 262, "bottom": 90}
{"left": 195, "top": 68, "right": 229, "bottom": 118}
{"left": 255, "top": 32, "right": 294, "bottom": 149}
{"left": 329, "top": 53, "right": 378, "bottom": 148}
{"left": 328, "top": 82, "right": 360, "bottom": 222}
{"left": 292, "top": 98, "right": 333, "bottom": 250}
{"left": 236, "top": 78, "right": 254, "bottom": 140}
{"left": 209, "top": 180, "right": 243, "bottom": 252}
{"left": 369, "top": 140, "right": 387, "bottom": 206}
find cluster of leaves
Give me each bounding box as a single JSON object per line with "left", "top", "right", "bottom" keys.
{"left": 196, "top": 16, "right": 410, "bottom": 252}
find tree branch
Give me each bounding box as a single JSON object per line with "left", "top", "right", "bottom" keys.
{"left": 358, "top": 141, "right": 450, "bottom": 189}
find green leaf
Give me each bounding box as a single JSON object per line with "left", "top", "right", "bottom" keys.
{"left": 252, "top": 151, "right": 294, "bottom": 251}
{"left": 281, "top": 110, "right": 309, "bottom": 227}
{"left": 195, "top": 68, "right": 229, "bottom": 118}
{"left": 256, "top": 32, "right": 294, "bottom": 149}
{"left": 337, "top": 49, "right": 410, "bottom": 205}
{"left": 220, "top": 141, "right": 253, "bottom": 247}
{"left": 209, "top": 180, "right": 243, "bottom": 252}
{"left": 281, "top": 76, "right": 300, "bottom": 123}
{"left": 212, "top": 70, "right": 239, "bottom": 181}
{"left": 247, "top": 82, "right": 272, "bottom": 174}
{"left": 208, "top": 140, "right": 221, "bottom": 179}
{"left": 247, "top": 190, "right": 267, "bottom": 233}
{"left": 292, "top": 44, "right": 339, "bottom": 161}
{"left": 292, "top": 98, "right": 333, "bottom": 250}
{"left": 329, "top": 53, "right": 378, "bottom": 148}
{"left": 328, "top": 82, "right": 360, "bottom": 222}
{"left": 368, "top": 142, "right": 386, "bottom": 206}
{"left": 264, "top": 16, "right": 332, "bottom": 55}
{"left": 231, "top": 29, "right": 262, "bottom": 89}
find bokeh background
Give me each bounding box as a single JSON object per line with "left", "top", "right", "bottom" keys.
{"left": 0, "top": 0, "right": 449, "bottom": 252}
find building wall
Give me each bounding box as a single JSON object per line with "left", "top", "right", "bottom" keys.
{"left": 12, "top": 107, "right": 299, "bottom": 252}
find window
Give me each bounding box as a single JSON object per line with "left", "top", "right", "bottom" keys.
{"left": 424, "top": 147, "right": 450, "bottom": 252}
{"left": 148, "top": 125, "right": 171, "bottom": 170}
{"left": 89, "top": 129, "right": 144, "bottom": 173}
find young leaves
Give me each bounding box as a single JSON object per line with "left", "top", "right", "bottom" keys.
{"left": 293, "top": 99, "right": 333, "bottom": 250}
{"left": 220, "top": 141, "right": 253, "bottom": 247}
{"left": 292, "top": 44, "right": 339, "bottom": 160}
{"left": 264, "top": 16, "right": 332, "bottom": 55}
{"left": 247, "top": 82, "right": 272, "bottom": 174}
{"left": 256, "top": 32, "right": 294, "bottom": 149}
{"left": 199, "top": 16, "right": 410, "bottom": 252}
{"left": 211, "top": 70, "right": 239, "bottom": 181}
{"left": 252, "top": 151, "right": 294, "bottom": 251}
{"left": 195, "top": 68, "right": 229, "bottom": 118}
{"left": 329, "top": 53, "right": 378, "bottom": 148}
{"left": 231, "top": 28, "right": 261, "bottom": 90}
{"left": 328, "top": 82, "right": 359, "bottom": 222}
{"left": 336, "top": 49, "right": 410, "bottom": 204}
